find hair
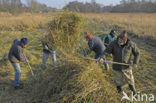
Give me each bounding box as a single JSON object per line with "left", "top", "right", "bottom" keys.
{"left": 118, "top": 30, "right": 128, "bottom": 43}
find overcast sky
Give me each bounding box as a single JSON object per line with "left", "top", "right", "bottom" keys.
{"left": 21, "top": 0, "right": 121, "bottom": 9}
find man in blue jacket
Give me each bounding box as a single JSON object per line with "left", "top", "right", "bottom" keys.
{"left": 86, "top": 34, "right": 109, "bottom": 70}
{"left": 8, "top": 38, "right": 28, "bottom": 89}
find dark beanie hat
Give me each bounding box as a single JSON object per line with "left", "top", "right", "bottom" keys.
{"left": 21, "top": 38, "right": 28, "bottom": 45}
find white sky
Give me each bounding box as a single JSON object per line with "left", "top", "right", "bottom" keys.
{"left": 21, "top": 0, "right": 121, "bottom": 9}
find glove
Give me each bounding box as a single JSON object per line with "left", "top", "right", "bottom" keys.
{"left": 98, "top": 55, "right": 106, "bottom": 64}
{"left": 130, "top": 64, "right": 137, "bottom": 68}
{"left": 44, "top": 45, "right": 49, "bottom": 50}
{"left": 99, "top": 58, "right": 104, "bottom": 64}
{"left": 52, "top": 50, "right": 56, "bottom": 54}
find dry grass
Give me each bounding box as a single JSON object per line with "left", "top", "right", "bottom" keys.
{"left": 0, "top": 12, "right": 54, "bottom": 30}
{"left": 83, "top": 13, "right": 156, "bottom": 39}
{"left": 0, "top": 12, "right": 155, "bottom": 103}
{"left": 1, "top": 12, "right": 156, "bottom": 39}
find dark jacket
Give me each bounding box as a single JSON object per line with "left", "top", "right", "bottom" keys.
{"left": 8, "top": 40, "right": 26, "bottom": 63}
{"left": 104, "top": 39, "right": 140, "bottom": 71}
{"left": 101, "top": 33, "right": 116, "bottom": 47}
{"left": 88, "top": 37, "right": 106, "bottom": 56}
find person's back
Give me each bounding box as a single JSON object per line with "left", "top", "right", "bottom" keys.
{"left": 86, "top": 35, "right": 109, "bottom": 70}
{"left": 101, "top": 30, "right": 116, "bottom": 46}
{"left": 8, "top": 40, "right": 22, "bottom": 63}
{"left": 88, "top": 37, "right": 106, "bottom": 55}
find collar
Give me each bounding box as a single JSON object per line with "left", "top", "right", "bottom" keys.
{"left": 19, "top": 42, "right": 24, "bottom": 48}
{"left": 121, "top": 39, "right": 130, "bottom": 47}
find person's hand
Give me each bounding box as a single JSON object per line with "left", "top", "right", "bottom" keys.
{"left": 99, "top": 58, "right": 104, "bottom": 64}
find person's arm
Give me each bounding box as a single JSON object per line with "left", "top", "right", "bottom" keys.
{"left": 132, "top": 42, "right": 140, "bottom": 66}
{"left": 88, "top": 39, "right": 94, "bottom": 51}
{"left": 101, "top": 34, "right": 106, "bottom": 43}
{"left": 41, "top": 41, "right": 49, "bottom": 50}
{"left": 85, "top": 48, "right": 91, "bottom": 55}
{"left": 99, "top": 42, "right": 114, "bottom": 63}
{"left": 105, "top": 37, "right": 109, "bottom": 45}
{"left": 104, "top": 41, "right": 114, "bottom": 55}
{"left": 16, "top": 46, "right": 26, "bottom": 62}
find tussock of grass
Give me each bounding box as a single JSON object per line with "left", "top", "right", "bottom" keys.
{"left": 21, "top": 57, "right": 118, "bottom": 103}
{"left": 48, "top": 10, "right": 84, "bottom": 49}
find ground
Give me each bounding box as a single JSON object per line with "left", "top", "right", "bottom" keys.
{"left": 0, "top": 12, "right": 155, "bottom": 103}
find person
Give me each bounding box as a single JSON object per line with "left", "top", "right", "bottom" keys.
{"left": 41, "top": 34, "right": 57, "bottom": 70}
{"left": 100, "top": 30, "right": 140, "bottom": 94}
{"left": 8, "top": 38, "right": 28, "bottom": 89}
{"left": 101, "top": 30, "right": 116, "bottom": 47}
{"left": 86, "top": 34, "right": 109, "bottom": 70}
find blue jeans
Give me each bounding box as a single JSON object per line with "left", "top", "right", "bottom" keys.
{"left": 42, "top": 51, "right": 57, "bottom": 69}
{"left": 11, "top": 63, "right": 21, "bottom": 87}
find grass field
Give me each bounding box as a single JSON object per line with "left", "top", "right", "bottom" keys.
{"left": 0, "top": 12, "right": 155, "bottom": 103}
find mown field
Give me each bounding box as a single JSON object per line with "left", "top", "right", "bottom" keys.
{"left": 0, "top": 12, "right": 156, "bottom": 103}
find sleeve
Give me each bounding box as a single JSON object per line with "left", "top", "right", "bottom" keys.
{"left": 132, "top": 42, "right": 140, "bottom": 65}
{"left": 88, "top": 39, "right": 94, "bottom": 51}
{"left": 41, "top": 41, "right": 49, "bottom": 50}
{"left": 105, "top": 37, "right": 109, "bottom": 44}
{"left": 16, "top": 47, "right": 26, "bottom": 62}
{"left": 104, "top": 41, "right": 114, "bottom": 56}
{"left": 101, "top": 34, "right": 106, "bottom": 43}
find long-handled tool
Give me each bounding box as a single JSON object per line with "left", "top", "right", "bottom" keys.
{"left": 81, "top": 57, "right": 130, "bottom": 66}
{"left": 24, "top": 54, "right": 34, "bottom": 76}
{"left": 104, "top": 61, "right": 130, "bottom": 66}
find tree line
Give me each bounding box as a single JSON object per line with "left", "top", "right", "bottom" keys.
{"left": 64, "top": 0, "right": 156, "bottom": 13}
{"left": 0, "top": 0, "right": 56, "bottom": 13}
{"left": 0, "top": 0, "right": 156, "bottom": 13}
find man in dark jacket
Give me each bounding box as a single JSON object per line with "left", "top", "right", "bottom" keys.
{"left": 100, "top": 30, "right": 140, "bottom": 94}
{"left": 8, "top": 38, "right": 28, "bottom": 89}
{"left": 86, "top": 34, "right": 109, "bottom": 70}
{"left": 101, "top": 30, "right": 116, "bottom": 47}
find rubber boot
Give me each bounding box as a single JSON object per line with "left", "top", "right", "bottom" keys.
{"left": 52, "top": 50, "right": 57, "bottom": 67}
{"left": 129, "top": 84, "right": 136, "bottom": 95}
{"left": 41, "top": 65, "right": 46, "bottom": 70}
{"left": 15, "top": 84, "right": 24, "bottom": 90}
{"left": 117, "top": 86, "right": 122, "bottom": 93}
{"left": 103, "top": 58, "right": 109, "bottom": 70}
{"left": 104, "top": 63, "right": 109, "bottom": 70}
